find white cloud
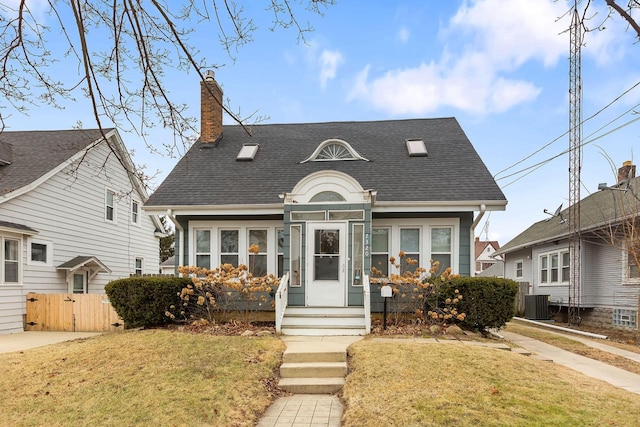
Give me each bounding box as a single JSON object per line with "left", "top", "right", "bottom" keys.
{"left": 397, "top": 27, "right": 410, "bottom": 44}
{"left": 319, "top": 49, "right": 344, "bottom": 89}
{"left": 348, "top": 0, "right": 568, "bottom": 116}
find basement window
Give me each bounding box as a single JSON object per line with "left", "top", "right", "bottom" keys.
{"left": 406, "top": 139, "right": 427, "bottom": 157}
{"left": 236, "top": 143, "right": 259, "bottom": 161}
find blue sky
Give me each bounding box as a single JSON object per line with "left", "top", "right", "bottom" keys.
{"left": 4, "top": 0, "right": 640, "bottom": 245}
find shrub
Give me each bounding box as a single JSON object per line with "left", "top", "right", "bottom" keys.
{"left": 438, "top": 277, "right": 518, "bottom": 331}
{"left": 105, "top": 276, "right": 189, "bottom": 328}
{"left": 170, "top": 264, "right": 280, "bottom": 323}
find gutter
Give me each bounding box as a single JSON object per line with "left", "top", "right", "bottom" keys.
{"left": 470, "top": 204, "right": 486, "bottom": 277}
{"left": 166, "top": 209, "right": 184, "bottom": 267}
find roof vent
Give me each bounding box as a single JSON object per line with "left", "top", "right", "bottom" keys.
{"left": 236, "top": 143, "right": 259, "bottom": 161}
{"left": 406, "top": 139, "right": 427, "bottom": 157}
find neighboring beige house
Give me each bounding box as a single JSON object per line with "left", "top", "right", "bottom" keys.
{"left": 0, "top": 129, "right": 164, "bottom": 334}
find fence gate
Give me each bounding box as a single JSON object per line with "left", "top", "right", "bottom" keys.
{"left": 25, "top": 293, "right": 124, "bottom": 332}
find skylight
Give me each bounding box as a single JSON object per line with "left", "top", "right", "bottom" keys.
{"left": 236, "top": 143, "right": 259, "bottom": 161}
{"left": 406, "top": 139, "right": 427, "bottom": 157}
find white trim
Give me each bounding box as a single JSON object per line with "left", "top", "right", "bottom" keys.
{"left": 1, "top": 235, "right": 22, "bottom": 285}
{"left": 287, "top": 170, "right": 369, "bottom": 204}
{"left": 537, "top": 249, "right": 570, "bottom": 286}
{"left": 27, "top": 238, "right": 53, "bottom": 267}
{"left": 515, "top": 259, "right": 524, "bottom": 279}
{"left": 300, "top": 139, "right": 369, "bottom": 163}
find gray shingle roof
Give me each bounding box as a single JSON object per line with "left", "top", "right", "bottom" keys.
{"left": 146, "top": 118, "right": 506, "bottom": 207}
{"left": 496, "top": 176, "right": 640, "bottom": 255}
{"left": 0, "top": 129, "right": 111, "bottom": 195}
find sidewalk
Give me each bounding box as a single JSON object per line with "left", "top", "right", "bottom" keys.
{"left": 0, "top": 331, "right": 102, "bottom": 354}
{"left": 500, "top": 329, "right": 640, "bottom": 395}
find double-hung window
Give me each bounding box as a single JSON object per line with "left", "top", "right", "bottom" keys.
{"left": 515, "top": 260, "right": 523, "bottom": 279}
{"left": 400, "top": 228, "right": 420, "bottom": 274}
{"left": 372, "top": 228, "right": 390, "bottom": 276}
{"left": 220, "top": 230, "right": 239, "bottom": 266}
{"left": 539, "top": 250, "right": 569, "bottom": 284}
{"left": 131, "top": 200, "right": 140, "bottom": 225}
{"left": 135, "top": 257, "right": 143, "bottom": 275}
{"left": 195, "top": 230, "right": 211, "bottom": 269}
{"left": 248, "top": 229, "right": 267, "bottom": 276}
{"left": 3, "top": 238, "right": 19, "bottom": 283}
{"left": 431, "top": 227, "right": 452, "bottom": 274}
{"left": 105, "top": 189, "right": 116, "bottom": 222}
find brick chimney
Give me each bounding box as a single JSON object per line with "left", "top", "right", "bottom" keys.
{"left": 618, "top": 160, "right": 636, "bottom": 184}
{"left": 200, "top": 70, "right": 223, "bottom": 143}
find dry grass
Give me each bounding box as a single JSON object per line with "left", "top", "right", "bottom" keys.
{"left": 342, "top": 339, "right": 640, "bottom": 427}
{"left": 0, "top": 329, "right": 285, "bottom": 427}
{"left": 505, "top": 322, "right": 640, "bottom": 376}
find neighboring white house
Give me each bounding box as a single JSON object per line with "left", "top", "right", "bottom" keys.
{"left": 474, "top": 237, "right": 502, "bottom": 275}
{"left": 0, "top": 128, "right": 164, "bottom": 334}
{"left": 144, "top": 73, "right": 507, "bottom": 335}
{"left": 494, "top": 163, "right": 640, "bottom": 330}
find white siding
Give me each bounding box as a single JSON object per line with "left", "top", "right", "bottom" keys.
{"left": 0, "top": 139, "right": 160, "bottom": 333}
{"left": 0, "top": 285, "right": 24, "bottom": 333}
{"left": 531, "top": 241, "right": 570, "bottom": 305}
{"left": 503, "top": 248, "right": 532, "bottom": 285}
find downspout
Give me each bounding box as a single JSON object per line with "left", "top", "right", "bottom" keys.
{"left": 470, "top": 204, "right": 487, "bottom": 277}
{"left": 166, "top": 209, "right": 184, "bottom": 269}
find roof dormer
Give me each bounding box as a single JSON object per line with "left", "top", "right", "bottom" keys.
{"left": 300, "top": 139, "right": 369, "bottom": 163}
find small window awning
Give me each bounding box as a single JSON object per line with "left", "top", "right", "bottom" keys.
{"left": 57, "top": 256, "right": 112, "bottom": 276}
{"left": 0, "top": 220, "right": 38, "bottom": 236}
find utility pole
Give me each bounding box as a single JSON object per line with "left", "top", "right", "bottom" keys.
{"left": 568, "top": 4, "right": 582, "bottom": 326}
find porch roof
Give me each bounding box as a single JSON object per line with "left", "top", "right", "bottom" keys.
{"left": 57, "top": 256, "right": 111, "bottom": 274}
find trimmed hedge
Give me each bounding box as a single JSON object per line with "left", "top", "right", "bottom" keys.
{"left": 105, "top": 276, "right": 190, "bottom": 328}
{"left": 439, "top": 277, "right": 518, "bottom": 331}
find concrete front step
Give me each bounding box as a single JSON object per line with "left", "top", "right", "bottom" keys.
{"left": 284, "top": 350, "right": 346, "bottom": 363}
{"left": 280, "top": 326, "right": 367, "bottom": 336}
{"left": 278, "top": 377, "right": 346, "bottom": 394}
{"left": 280, "top": 362, "right": 347, "bottom": 378}
{"left": 285, "top": 307, "right": 365, "bottom": 315}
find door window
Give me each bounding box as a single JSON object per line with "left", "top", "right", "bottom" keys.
{"left": 313, "top": 229, "right": 340, "bottom": 280}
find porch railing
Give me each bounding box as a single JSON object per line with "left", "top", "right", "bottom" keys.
{"left": 275, "top": 271, "right": 290, "bottom": 334}
{"left": 363, "top": 274, "right": 371, "bottom": 334}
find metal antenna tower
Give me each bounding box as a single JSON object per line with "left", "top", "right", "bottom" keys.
{"left": 568, "top": 5, "right": 583, "bottom": 325}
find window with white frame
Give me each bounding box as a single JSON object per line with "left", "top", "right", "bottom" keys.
{"left": 72, "top": 272, "right": 87, "bottom": 294}
{"left": 131, "top": 200, "right": 140, "bottom": 224}
{"left": 195, "top": 229, "right": 211, "bottom": 269}
{"left": 135, "top": 257, "right": 143, "bottom": 275}
{"left": 105, "top": 189, "right": 116, "bottom": 222}
{"left": 220, "top": 230, "right": 239, "bottom": 266}
{"left": 515, "top": 260, "right": 523, "bottom": 279}
{"left": 3, "top": 237, "right": 20, "bottom": 283}
{"left": 248, "top": 229, "right": 267, "bottom": 276}
{"left": 26, "top": 239, "right": 53, "bottom": 267}
{"left": 539, "top": 250, "right": 569, "bottom": 285}
{"left": 430, "top": 227, "right": 452, "bottom": 275}
{"left": 372, "top": 228, "right": 390, "bottom": 276}
{"left": 277, "top": 229, "right": 284, "bottom": 277}
{"left": 627, "top": 241, "right": 639, "bottom": 280}
{"left": 290, "top": 225, "right": 301, "bottom": 286}
{"left": 400, "top": 228, "right": 420, "bottom": 274}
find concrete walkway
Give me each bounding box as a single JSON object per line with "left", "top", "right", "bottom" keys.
{"left": 257, "top": 336, "right": 362, "bottom": 427}
{"left": 0, "top": 331, "right": 102, "bottom": 354}
{"left": 500, "top": 329, "right": 640, "bottom": 395}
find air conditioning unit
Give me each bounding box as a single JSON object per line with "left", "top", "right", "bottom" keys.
{"left": 524, "top": 295, "right": 550, "bottom": 320}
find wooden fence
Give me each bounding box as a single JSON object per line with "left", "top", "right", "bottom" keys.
{"left": 25, "top": 293, "right": 124, "bottom": 332}
{"left": 514, "top": 282, "right": 530, "bottom": 317}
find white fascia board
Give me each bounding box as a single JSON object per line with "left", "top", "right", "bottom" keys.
{"left": 143, "top": 203, "right": 284, "bottom": 216}
{"left": 373, "top": 200, "right": 507, "bottom": 213}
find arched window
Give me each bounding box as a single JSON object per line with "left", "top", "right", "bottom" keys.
{"left": 300, "top": 139, "right": 369, "bottom": 163}
{"left": 309, "top": 191, "right": 346, "bottom": 203}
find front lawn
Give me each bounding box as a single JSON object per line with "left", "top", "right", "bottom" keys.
{"left": 342, "top": 339, "right": 640, "bottom": 426}
{"left": 0, "top": 330, "right": 285, "bottom": 426}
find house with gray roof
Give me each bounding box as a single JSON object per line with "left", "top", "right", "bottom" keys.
{"left": 494, "top": 163, "right": 640, "bottom": 330}
{"left": 0, "top": 128, "right": 164, "bottom": 334}
{"left": 144, "top": 73, "right": 507, "bottom": 335}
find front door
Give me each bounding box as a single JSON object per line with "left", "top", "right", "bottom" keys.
{"left": 306, "top": 222, "right": 347, "bottom": 307}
